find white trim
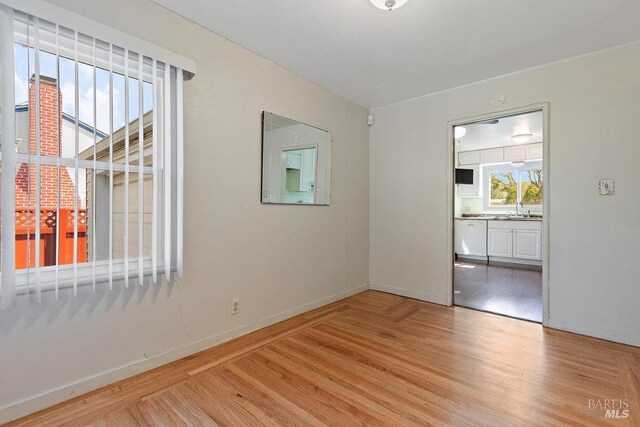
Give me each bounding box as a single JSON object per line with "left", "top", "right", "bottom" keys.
{"left": 10, "top": 153, "right": 152, "bottom": 173}
{"left": 548, "top": 318, "right": 640, "bottom": 349}
{"left": 370, "top": 283, "right": 448, "bottom": 305}
{"left": 446, "top": 103, "right": 551, "bottom": 327}
{"left": 0, "top": 284, "right": 369, "bottom": 424}
{"left": 13, "top": 258, "right": 163, "bottom": 293}
{"left": 0, "top": 0, "right": 196, "bottom": 76}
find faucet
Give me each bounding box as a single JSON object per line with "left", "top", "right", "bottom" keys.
{"left": 515, "top": 201, "right": 524, "bottom": 216}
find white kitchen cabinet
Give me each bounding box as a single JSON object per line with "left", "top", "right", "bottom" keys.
{"left": 480, "top": 148, "right": 504, "bottom": 164}
{"left": 488, "top": 228, "right": 513, "bottom": 257}
{"left": 525, "top": 143, "right": 543, "bottom": 160}
{"left": 455, "top": 220, "right": 487, "bottom": 256}
{"left": 285, "top": 151, "right": 302, "bottom": 169}
{"left": 299, "top": 148, "right": 316, "bottom": 192}
{"left": 513, "top": 229, "right": 542, "bottom": 260}
{"left": 488, "top": 220, "right": 542, "bottom": 261}
{"left": 458, "top": 151, "right": 480, "bottom": 165}
{"left": 504, "top": 145, "right": 526, "bottom": 162}
{"left": 457, "top": 165, "right": 481, "bottom": 198}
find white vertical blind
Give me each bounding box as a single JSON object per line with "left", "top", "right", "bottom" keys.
{"left": 72, "top": 29, "right": 79, "bottom": 296}
{"left": 151, "top": 60, "right": 158, "bottom": 285}
{"left": 176, "top": 69, "right": 184, "bottom": 279}
{"left": 54, "top": 22, "right": 61, "bottom": 299}
{"left": 108, "top": 43, "right": 114, "bottom": 291}
{"left": 137, "top": 54, "right": 144, "bottom": 286}
{"left": 123, "top": 48, "right": 130, "bottom": 289}
{"left": 33, "top": 15, "right": 42, "bottom": 302}
{"left": 163, "top": 68, "right": 172, "bottom": 282}
{"left": 0, "top": 1, "right": 192, "bottom": 306}
{"left": 91, "top": 36, "right": 97, "bottom": 293}
{"left": 0, "top": 5, "right": 17, "bottom": 308}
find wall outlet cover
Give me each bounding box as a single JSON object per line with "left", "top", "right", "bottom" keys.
{"left": 598, "top": 179, "right": 615, "bottom": 196}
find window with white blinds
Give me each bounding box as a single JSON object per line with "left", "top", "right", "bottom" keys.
{"left": 0, "top": 0, "right": 195, "bottom": 307}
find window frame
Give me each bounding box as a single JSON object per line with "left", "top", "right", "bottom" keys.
{"left": 482, "top": 161, "right": 543, "bottom": 212}
{"left": 0, "top": 1, "right": 191, "bottom": 302}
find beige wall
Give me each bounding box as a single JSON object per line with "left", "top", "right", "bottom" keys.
{"left": 0, "top": 0, "right": 369, "bottom": 422}
{"left": 370, "top": 42, "right": 640, "bottom": 346}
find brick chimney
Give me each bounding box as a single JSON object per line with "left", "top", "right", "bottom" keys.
{"left": 15, "top": 75, "right": 79, "bottom": 211}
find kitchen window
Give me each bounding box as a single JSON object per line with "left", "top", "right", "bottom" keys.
{"left": 483, "top": 162, "right": 543, "bottom": 210}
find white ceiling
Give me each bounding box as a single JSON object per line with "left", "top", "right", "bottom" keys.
{"left": 150, "top": 0, "right": 640, "bottom": 108}
{"left": 457, "top": 111, "right": 543, "bottom": 152}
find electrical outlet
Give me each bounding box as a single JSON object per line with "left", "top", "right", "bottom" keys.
{"left": 231, "top": 299, "right": 240, "bottom": 315}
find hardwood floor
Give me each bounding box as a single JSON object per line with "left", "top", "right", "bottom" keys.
{"left": 7, "top": 290, "right": 640, "bottom": 426}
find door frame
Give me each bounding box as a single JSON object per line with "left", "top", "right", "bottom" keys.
{"left": 445, "top": 102, "right": 551, "bottom": 326}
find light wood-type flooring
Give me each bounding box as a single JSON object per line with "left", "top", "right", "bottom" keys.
{"left": 7, "top": 290, "right": 640, "bottom": 426}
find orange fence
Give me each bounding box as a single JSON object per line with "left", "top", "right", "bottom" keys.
{"left": 15, "top": 209, "right": 87, "bottom": 269}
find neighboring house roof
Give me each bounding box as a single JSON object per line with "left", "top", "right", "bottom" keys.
{"left": 14, "top": 103, "right": 109, "bottom": 139}
{"left": 79, "top": 110, "right": 153, "bottom": 164}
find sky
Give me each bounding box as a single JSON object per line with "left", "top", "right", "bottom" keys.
{"left": 14, "top": 43, "right": 153, "bottom": 134}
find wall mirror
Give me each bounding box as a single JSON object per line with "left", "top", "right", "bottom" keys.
{"left": 261, "top": 112, "right": 332, "bottom": 205}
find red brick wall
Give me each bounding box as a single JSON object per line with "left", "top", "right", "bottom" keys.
{"left": 15, "top": 78, "right": 80, "bottom": 210}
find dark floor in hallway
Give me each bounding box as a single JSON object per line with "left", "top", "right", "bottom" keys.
{"left": 454, "top": 260, "right": 542, "bottom": 322}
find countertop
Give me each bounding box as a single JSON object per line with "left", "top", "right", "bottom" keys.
{"left": 456, "top": 215, "right": 543, "bottom": 222}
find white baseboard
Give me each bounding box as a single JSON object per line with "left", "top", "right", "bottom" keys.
{"left": 370, "top": 283, "right": 447, "bottom": 305}
{"left": 0, "top": 284, "right": 370, "bottom": 424}
{"left": 548, "top": 318, "right": 640, "bottom": 348}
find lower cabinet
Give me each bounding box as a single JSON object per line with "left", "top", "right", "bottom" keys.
{"left": 513, "top": 229, "right": 542, "bottom": 260}
{"left": 488, "top": 220, "right": 542, "bottom": 261}
{"left": 454, "top": 220, "right": 487, "bottom": 256}
{"left": 487, "top": 228, "right": 513, "bottom": 257}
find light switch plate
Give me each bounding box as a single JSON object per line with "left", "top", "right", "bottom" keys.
{"left": 598, "top": 179, "right": 615, "bottom": 196}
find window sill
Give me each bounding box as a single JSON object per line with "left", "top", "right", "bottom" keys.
{"left": 10, "top": 258, "right": 169, "bottom": 296}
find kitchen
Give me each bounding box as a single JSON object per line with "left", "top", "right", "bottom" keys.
{"left": 453, "top": 110, "right": 543, "bottom": 322}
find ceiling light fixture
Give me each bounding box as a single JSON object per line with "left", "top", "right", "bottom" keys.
{"left": 369, "top": 0, "right": 409, "bottom": 11}
{"left": 454, "top": 126, "right": 467, "bottom": 139}
{"left": 511, "top": 133, "right": 533, "bottom": 144}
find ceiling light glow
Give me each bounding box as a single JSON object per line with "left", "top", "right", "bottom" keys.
{"left": 369, "top": 0, "right": 409, "bottom": 11}
{"left": 454, "top": 126, "right": 467, "bottom": 139}
{"left": 511, "top": 133, "right": 533, "bottom": 144}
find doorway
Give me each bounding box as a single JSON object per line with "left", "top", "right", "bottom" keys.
{"left": 449, "top": 106, "right": 549, "bottom": 323}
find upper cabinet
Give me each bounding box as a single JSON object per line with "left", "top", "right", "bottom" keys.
{"left": 503, "top": 145, "right": 526, "bottom": 162}
{"left": 458, "top": 142, "right": 542, "bottom": 166}
{"left": 525, "top": 143, "right": 543, "bottom": 160}
{"left": 458, "top": 151, "right": 481, "bottom": 165}
{"left": 457, "top": 164, "right": 481, "bottom": 198}
{"left": 480, "top": 148, "right": 504, "bottom": 164}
